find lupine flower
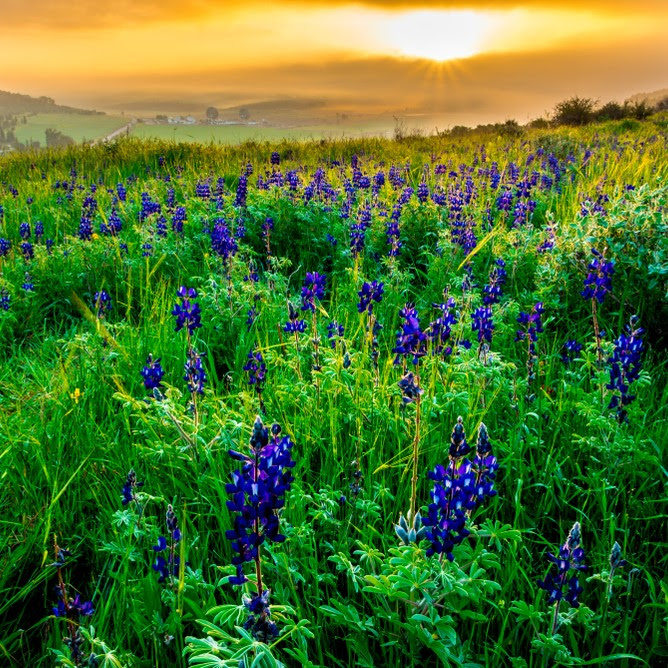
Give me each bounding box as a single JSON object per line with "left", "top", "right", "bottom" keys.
{"left": 301, "top": 272, "right": 326, "bottom": 312}
{"left": 241, "top": 589, "right": 278, "bottom": 643}
{"left": 93, "top": 290, "right": 112, "bottom": 318}
{"left": 482, "top": 259, "right": 507, "bottom": 305}
{"left": 21, "top": 241, "right": 34, "bottom": 261}
{"left": 19, "top": 222, "right": 31, "bottom": 240}
{"left": 397, "top": 371, "right": 423, "bottom": 404}
{"left": 581, "top": 248, "right": 614, "bottom": 304}
{"left": 607, "top": 316, "right": 643, "bottom": 423}
{"left": 184, "top": 349, "right": 207, "bottom": 394}
{"left": 284, "top": 302, "right": 306, "bottom": 334}
{"left": 393, "top": 304, "right": 428, "bottom": 365}
{"left": 172, "top": 286, "right": 202, "bottom": 335}
{"left": 537, "top": 521, "right": 586, "bottom": 609}
{"left": 357, "top": 281, "right": 384, "bottom": 314}
{"left": 141, "top": 354, "right": 165, "bottom": 390}
{"left": 0, "top": 289, "right": 10, "bottom": 311}
{"left": 515, "top": 302, "right": 544, "bottom": 354}
{"left": 394, "top": 511, "right": 426, "bottom": 545}
{"left": 22, "top": 272, "right": 34, "bottom": 292}
{"left": 243, "top": 348, "right": 266, "bottom": 391}
{"left": 152, "top": 504, "right": 182, "bottom": 583}
{"left": 121, "top": 469, "right": 144, "bottom": 506}
{"left": 327, "top": 321, "right": 344, "bottom": 348}
{"left": 471, "top": 423, "right": 498, "bottom": 503}
{"left": 471, "top": 306, "right": 494, "bottom": 344}
{"left": 270, "top": 151, "right": 280, "bottom": 165}
{"left": 225, "top": 417, "right": 296, "bottom": 588}
{"left": 246, "top": 306, "right": 258, "bottom": 331}
{"left": 561, "top": 339, "right": 582, "bottom": 365}
{"left": 211, "top": 218, "right": 238, "bottom": 269}
{"left": 0, "top": 238, "right": 10, "bottom": 257}
{"left": 428, "top": 297, "right": 457, "bottom": 356}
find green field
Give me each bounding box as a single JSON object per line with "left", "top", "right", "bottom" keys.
{"left": 130, "top": 121, "right": 393, "bottom": 143}
{"left": 0, "top": 121, "right": 666, "bottom": 667}
{"left": 14, "top": 112, "right": 127, "bottom": 145}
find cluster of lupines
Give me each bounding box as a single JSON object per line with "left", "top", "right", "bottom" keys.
{"left": 243, "top": 347, "right": 267, "bottom": 412}
{"left": 607, "top": 316, "right": 644, "bottom": 422}
{"left": 393, "top": 303, "right": 428, "bottom": 367}
{"left": 357, "top": 280, "right": 384, "bottom": 315}
{"left": 152, "top": 504, "right": 183, "bottom": 584}
{"left": 561, "top": 339, "right": 583, "bottom": 365}
{"left": 471, "top": 306, "right": 494, "bottom": 356}
{"left": 284, "top": 301, "right": 306, "bottom": 335}
{"left": 121, "top": 469, "right": 144, "bottom": 507}
{"left": 537, "top": 522, "right": 586, "bottom": 633}
{"left": 515, "top": 302, "right": 544, "bottom": 387}
{"left": 428, "top": 296, "right": 458, "bottom": 357}
{"left": 225, "top": 417, "right": 296, "bottom": 640}
{"left": 423, "top": 419, "right": 498, "bottom": 561}
{"left": 482, "top": 259, "right": 507, "bottom": 305}
{"left": 93, "top": 290, "right": 112, "bottom": 319}
{"left": 50, "top": 539, "right": 94, "bottom": 665}
{"left": 326, "top": 321, "right": 344, "bottom": 349}
{"left": 581, "top": 247, "right": 614, "bottom": 362}
{"left": 171, "top": 286, "right": 206, "bottom": 416}
{"left": 140, "top": 354, "right": 165, "bottom": 391}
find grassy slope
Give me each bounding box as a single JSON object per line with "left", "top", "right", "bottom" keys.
{"left": 0, "top": 121, "right": 666, "bottom": 667}
{"left": 14, "top": 113, "right": 127, "bottom": 145}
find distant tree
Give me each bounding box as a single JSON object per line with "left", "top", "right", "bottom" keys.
{"left": 239, "top": 107, "right": 250, "bottom": 121}
{"left": 45, "top": 128, "right": 75, "bottom": 148}
{"left": 627, "top": 100, "right": 652, "bottom": 120}
{"left": 206, "top": 106, "right": 219, "bottom": 121}
{"left": 529, "top": 117, "right": 550, "bottom": 129}
{"left": 156, "top": 114, "right": 168, "bottom": 122}
{"left": 655, "top": 96, "right": 668, "bottom": 111}
{"left": 552, "top": 96, "right": 596, "bottom": 126}
{"left": 596, "top": 101, "right": 626, "bottom": 121}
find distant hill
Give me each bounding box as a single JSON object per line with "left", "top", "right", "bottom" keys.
{"left": 0, "top": 90, "right": 105, "bottom": 116}
{"left": 626, "top": 88, "right": 668, "bottom": 106}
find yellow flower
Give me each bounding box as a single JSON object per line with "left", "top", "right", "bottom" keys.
{"left": 92, "top": 233, "right": 100, "bottom": 241}
{"left": 70, "top": 387, "right": 82, "bottom": 404}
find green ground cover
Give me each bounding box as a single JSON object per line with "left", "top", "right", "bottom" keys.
{"left": 0, "top": 120, "right": 666, "bottom": 667}
{"left": 14, "top": 113, "right": 127, "bottom": 145}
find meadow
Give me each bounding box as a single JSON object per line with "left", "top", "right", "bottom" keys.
{"left": 13, "top": 113, "right": 127, "bottom": 146}
{"left": 0, "top": 120, "right": 666, "bottom": 667}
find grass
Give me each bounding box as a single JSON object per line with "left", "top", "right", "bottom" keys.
{"left": 130, "top": 120, "right": 394, "bottom": 144}
{"left": 0, "top": 119, "right": 666, "bottom": 667}
{"left": 14, "top": 113, "right": 127, "bottom": 145}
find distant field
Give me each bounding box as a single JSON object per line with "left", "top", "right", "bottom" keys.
{"left": 14, "top": 113, "right": 127, "bottom": 145}
{"left": 130, "top": 121, "right": 393, "bottom": 143}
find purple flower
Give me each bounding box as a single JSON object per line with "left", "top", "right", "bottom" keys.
{"left": 172, "top": 286, "right": 202, "bottom": 335}
{"left": 93, "top": 290, "right": 112, "bottom": 318}
{"left": 357, "top": 281, "right": 384, "bottom": 314}
{"left": 471, "top": 306, "right": 494, "bottom": 344}
{"left": 300, "top": 272, "right": 326, "bottom": 312}
{"left": 581, "top": 248, "right": 614, "bottom": 304}
{"left": 284, "top": 302, "right": 306, "bottom": 334}
{"left": 607, "top": 316, "right": 643, "bottom": 423}
{"left": 393, "top": 303, "right": 428, "bottom": 365}
{"left": 184, "top": 349, "right": 206, "bottom": 394}
{"left": 538, "top": 522, "right": 586, "bottom": 608}
{"left": 141, "top": 354, "right": 165, "bottom": 390}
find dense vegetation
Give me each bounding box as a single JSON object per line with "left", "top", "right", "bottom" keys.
{"left": 0, "top": 119, "right": 666, "bottom": 667}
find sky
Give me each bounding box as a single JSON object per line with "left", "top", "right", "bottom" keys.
{"left": 1, "top": 0, "right": 666, "bottom": 124}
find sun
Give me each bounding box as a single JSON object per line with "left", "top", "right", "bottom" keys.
{"left": 384, "top": 10, "right": 496, "bottom": 62}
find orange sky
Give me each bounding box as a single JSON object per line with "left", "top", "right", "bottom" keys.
{"left": 1, "top": 0, "right": 666, "bottom": 120}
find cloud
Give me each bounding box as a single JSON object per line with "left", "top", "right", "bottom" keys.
{"left": 4, "top": 0, "right": 665, "bottom": 29}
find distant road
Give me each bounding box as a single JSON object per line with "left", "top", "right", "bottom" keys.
{"left": 95, "top": 118, "right": 137, "bottom": 144}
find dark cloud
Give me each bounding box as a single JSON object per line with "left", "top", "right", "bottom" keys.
{"left": 5, "top": 0, "right": 665, "bottom": 29}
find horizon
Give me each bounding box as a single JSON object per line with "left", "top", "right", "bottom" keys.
{"left": 2, "top": 1, "right": 667, "bottom": 126}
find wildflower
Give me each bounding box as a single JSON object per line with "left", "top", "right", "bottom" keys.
{"left": 284, "top": 302, "right": 306, "bottom": 334}
{"left": 471, "top": 306, "right": 494, "bottom": 344}
{"left": 141, "top": 354, "right": 165, "bottom": 390}
{"left": 172, "top": 286, "right": 202, "bottom": 335}
{"left": 607, "top": 316, "right": 643, "bottom": 422}
{"left": 515, "top": 302, "right": 544, "bottom": 354}
{"left": 327, "top": 321, "right": 344, "bottom": 348}
{"left": 0, "top": 288, "right": 10, "bottom": 311}
{"left": 22, "top": 272, "right": 34, "bottom": 292}
{"left": 121, "top": 469, "right": 144, "bottom": 506}
{"left": 537, "top": 522, "right": 586, "bottom": 616}
{"left": 482, "top": 259, "right": 507, "bottom": 305}
{"left": 244, "top": 348, "right": 266, "bottom": 392}
{"left": 357, "top": 281, "right": 384, "bottom": 314}
{"left": 0, "top": 238, "right": 10, "bottom": 257}
{"left": 393, "top": 303, "right": 428, "bottom": 365}
{"left": 152, "top": 504, "right": 182, "bottom": 583}
{"left": 225, "top": 417, "right": 296, "bottom": 593}
{"left": 93, "top": 290, "right": 112, "bottom": 318}
{"left": 471, "top": 423, "right": 498, "bottom": 503}
{"left": 241, "top": 589, "right": 279, "bottom": 643}
{"left": 561, "top": 339, "right": 582, "bottom": 364}
{"left": 428, "top": 297, "right": 457, "bottom": 356}
{"left": 184, "top": 349, "right": 207, "bottom": 395}
{"left": 581, "top": 248, "right": 614, "bottom": 304}
{"left": 300, "top": 272, "right": 326, "bottom": 312}
{"left": 397, "top": 371, "right": 423, "bottom": 404}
